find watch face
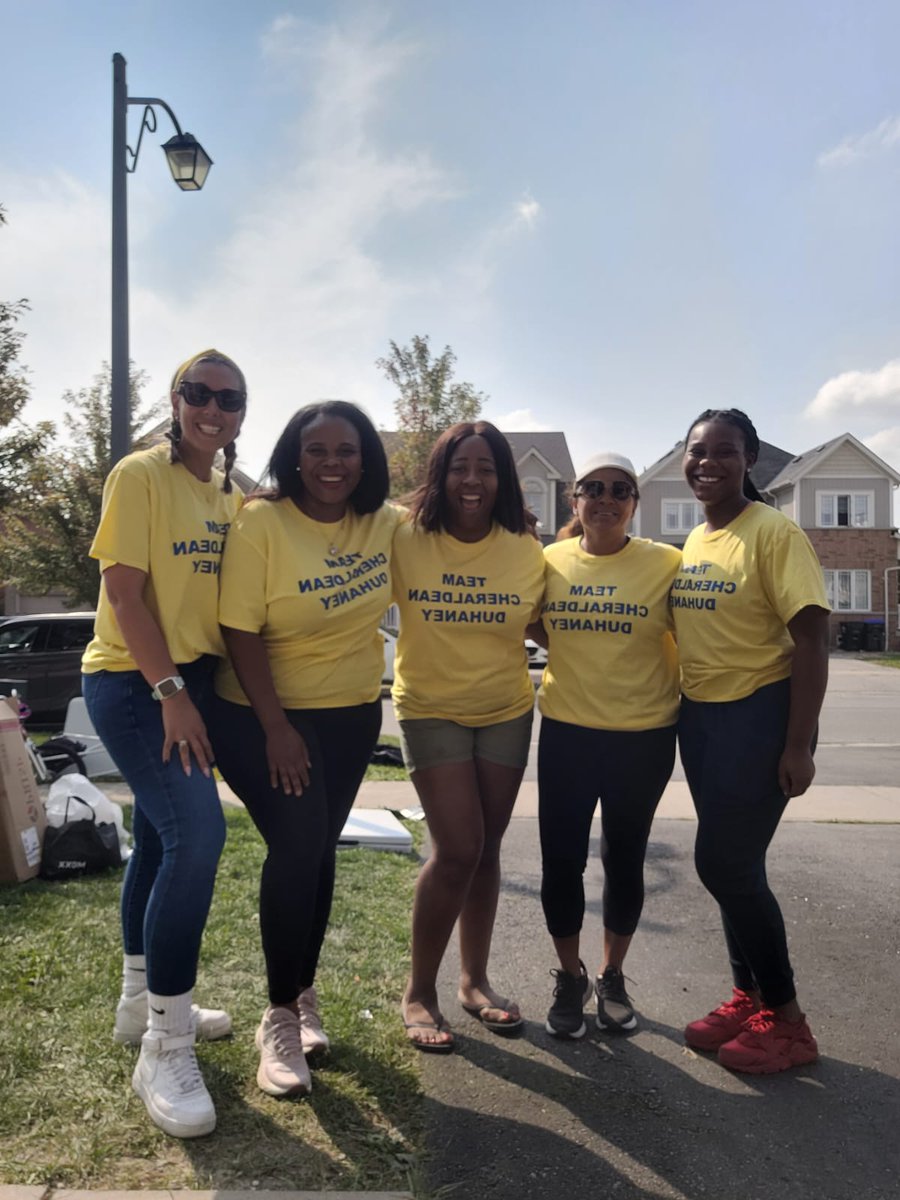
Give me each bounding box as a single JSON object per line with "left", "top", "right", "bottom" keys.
{"left": 156, "top": 677, "right": 183, "bottom": 699}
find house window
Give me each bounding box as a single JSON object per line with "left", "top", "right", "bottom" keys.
{"left": 817, "top": 492, "right": 873, "bottom": 528}
{"left": 521, "top": 478, "right": 549, "bottom": 531}
{"left": 662, "top": 500, "right": 704, "bottom": 534}
{"left": 824, "top": 569, "right": 871, "bottom": 612}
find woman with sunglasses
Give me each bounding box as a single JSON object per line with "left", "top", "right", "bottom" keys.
{"left": 211, "top": 402, "right": 398, "bottom": 1097}
{"left": 82, "top": 350, "right": 247, "bottom": 1138}
{"left": 530, "top": 453, "right": 681, "bottom": 1039}
{"left": 392, "top": 421, "right": 544, "bottom": 1052}
{"left": 675, "top": 408, "right": 828, "bottom": 1074}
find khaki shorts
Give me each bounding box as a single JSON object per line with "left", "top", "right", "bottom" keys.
{"left": 399, "top": 709, "right": 534, "bottom": 773}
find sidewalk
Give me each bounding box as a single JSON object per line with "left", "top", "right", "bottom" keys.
{"left": 95, "top": 776, "right": 900, "bottom": 824}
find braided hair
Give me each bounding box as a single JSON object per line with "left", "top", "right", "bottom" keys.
{"left": 684, "top": 408, "right": 764, "bottom": 502}
{"left": 168, "top": 348, "right": 246, "bottom": 492}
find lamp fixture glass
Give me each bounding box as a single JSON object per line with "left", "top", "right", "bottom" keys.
{"left": 161, "top": 133, "right": 213, "bottom": 191}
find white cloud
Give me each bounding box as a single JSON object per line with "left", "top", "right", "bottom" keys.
{"left": 453, "top": 191, "right": 542, "bottom": 305}
{"left": 863, "top": 426, "right": 900, "bottom": 474}
{"left": 805, "top": 358, "right": 900, "bottom": 421}
{"left": 818, "top": 115, "right": 900, "bottom": 168}
{"left": 513, "top": 193, "right": 541, "bottom": 231}
{"left": 492, "top": 408, "right": 551, "bottom": 432}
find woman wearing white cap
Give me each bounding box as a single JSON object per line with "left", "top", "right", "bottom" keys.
{"left": 528, "top": 452, "right": 681, "bottom": 1038}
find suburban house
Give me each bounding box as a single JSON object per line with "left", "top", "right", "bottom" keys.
{"left": 636, "top": 431, "right": 900, "bottom": 651}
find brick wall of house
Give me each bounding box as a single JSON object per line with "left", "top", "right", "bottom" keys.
{"left": 805, "top": 529, "right": 900, "bottom": 650}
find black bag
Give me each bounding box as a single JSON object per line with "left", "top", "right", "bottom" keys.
{"left": 40, "top": 795, "right": 122, "bottom": 880}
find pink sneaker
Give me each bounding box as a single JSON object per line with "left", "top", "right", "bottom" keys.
{"left": 718, "top": 1010, "right": 819, "bottom": 1075}
{"left": 684, "top": 988, "right": 761, "bottom": 1051}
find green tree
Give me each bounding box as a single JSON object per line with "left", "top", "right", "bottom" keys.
{"left": 0, "top": 363, "right": 159, "bottom": 607}
{"left": 0, "top": 205, "right": 54, "bottom": 508}
{"left": 376, "top": 334, "right": 486, "bottom": 494}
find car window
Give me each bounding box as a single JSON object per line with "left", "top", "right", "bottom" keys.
{"left": 0, "top": 623, "right": 41, "bottom": 654}
{"left": 44, "top": 621, "right": 94, "bottom": 652}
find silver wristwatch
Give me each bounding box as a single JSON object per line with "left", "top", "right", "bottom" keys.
{"left": 150, "top": 674, "right": 186, "bottom": 701}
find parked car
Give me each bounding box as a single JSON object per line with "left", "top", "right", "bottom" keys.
{"left": 0, "top": 612, "right": 96, "bottom": 722}
{"left": 526, "top": 638, "right": 548, "bottom": 668}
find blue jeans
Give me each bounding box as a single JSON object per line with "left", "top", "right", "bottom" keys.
{"left": 82, "top": 658, "right": 226, "bottom": 995}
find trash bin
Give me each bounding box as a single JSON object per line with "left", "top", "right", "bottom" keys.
{"left": 838, "top": 621, "right": 865, "bottom": 651}
{"left": 863, "top": 620, "right": 885, "bottom": 652}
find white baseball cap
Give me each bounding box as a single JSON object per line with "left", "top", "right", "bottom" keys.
{"left": 574, "top": 452, "right": 638, "bottom": 487}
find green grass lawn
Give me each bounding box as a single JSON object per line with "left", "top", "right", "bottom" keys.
{"left": 871, "top": 653, "right": 900, "bottom": 669}
{"left": 0, "top": 807, "right": 426, "bottom": 1193}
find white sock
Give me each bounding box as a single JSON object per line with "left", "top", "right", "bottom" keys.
{"left": 147, "top": 989, "right": 194, "bottom": 1036}
{"left": 122, "top": 953, "right": 147, "bottom": 999}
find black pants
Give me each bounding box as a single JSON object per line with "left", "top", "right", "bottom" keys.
{"left": 538, "top": 716, "right": 675, "bottom": 940}
{"left": 678, "top": 678, "right": 799, "bottom": 1008}
{"left": 212, "top": 696, "right": 381, "bottom": 1005}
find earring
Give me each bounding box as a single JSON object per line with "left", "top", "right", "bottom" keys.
{"left": 170, "top": 416, "right": 182, "bottom": 445}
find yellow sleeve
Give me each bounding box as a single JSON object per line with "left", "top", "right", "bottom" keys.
{"left": 89, "top": 460, "right": 152, "bottom": 571}
{"left": 218, "top": 509, "right": 269, "bottom": 634}
{"left": 760, "top": 521, "right": 830, "bottom": 625}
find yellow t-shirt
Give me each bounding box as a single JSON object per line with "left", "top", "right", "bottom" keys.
{"left": 672, "top": 502, "right": 830, "bottom": 703}
{"left": 215, "top": 499, "right": 403, "bottom": 709}
{"left": 391, "top": 520, "right": 545, "bottom": 725}
{"left": 538, "top": 536, "right": 682, "bottom": 730}
{"left": 82, "top": 444, "right": 242, "bottom": 673}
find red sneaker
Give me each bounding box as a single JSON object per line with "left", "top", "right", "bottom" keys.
{"left": 684, "top": 988, "right": 760, "bottom": 1051}
{"left": 718, "top": 1010, "right": 819, "bottom": 1075}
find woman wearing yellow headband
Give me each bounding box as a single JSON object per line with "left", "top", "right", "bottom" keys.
{"left": 81, "top": 349, "right": 246, "bottom": 1139}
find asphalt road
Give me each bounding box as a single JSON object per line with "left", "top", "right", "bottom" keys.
{"left": 400, "top": 656, "right": 900, "bottom": 1199}
{"left": 382, "top": 654, "right": 900, "bottom": 786}
{"left": 424, "top": 818, "right": 900, "bottom": 1200}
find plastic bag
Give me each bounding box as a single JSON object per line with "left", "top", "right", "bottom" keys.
{"left": 46, "top": 773, "right": 131, "bottom": 861}
{"left": 40, "top": 796, "right": 121, "bottom": 880}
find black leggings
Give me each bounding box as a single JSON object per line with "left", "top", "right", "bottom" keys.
{"left": 678, "top": 678, "right": 799, "bottom": 1008}
{"left": 538, "top": 716, "right": 675, "bottom": 939}
{"left": 212, "top": 696, "right": 381, "bottom": 1005}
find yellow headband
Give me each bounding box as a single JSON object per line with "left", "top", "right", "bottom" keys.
{"left": 170, "top": 348, "right": 244, "bottom": 394}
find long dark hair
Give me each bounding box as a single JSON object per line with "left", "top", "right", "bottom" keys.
{"left": 409, "top": 420, "right": 530, "bottom": 535}
{"left": 684, "top": 408, "right": 764, "bottom": 502}
{"left": 557, "top": 479, "right": 641, "bottom": 542}
{"left": 257, "top": 401, "right": 389, "bottom": 513}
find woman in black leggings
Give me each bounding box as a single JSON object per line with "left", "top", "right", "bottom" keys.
{"left": 674, "top": 408, "right": 828, "bottom": 1075}
{"left": 528, "top": 452, "right": 682, "bottom": 1038}
{"left": 212, "top": 402, "right": 400, "bottom": 1097}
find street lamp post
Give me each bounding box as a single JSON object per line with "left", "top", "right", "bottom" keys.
{"left": 110, "top": 52, "right": 212, "bottom": 465}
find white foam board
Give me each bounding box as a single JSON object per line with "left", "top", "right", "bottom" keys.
{"left": 338, "top": 807, "right": 413, "bottom": 853}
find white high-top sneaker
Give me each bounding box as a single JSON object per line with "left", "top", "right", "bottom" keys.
{"left": 255, "top": 1007, "right": 311, "bottom": 1097}
{"left": 297, "top": 985, "right": 330, "bottom": 1057}
{"left": 132, "top": 1029, "right": 216, "bottom": 1138}
{"left": 114, "top": 991, "right": 232, "bottom": 1045}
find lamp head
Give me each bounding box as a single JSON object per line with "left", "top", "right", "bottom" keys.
{"left": 161, "top": 133, "right": 212, "bottom": 191}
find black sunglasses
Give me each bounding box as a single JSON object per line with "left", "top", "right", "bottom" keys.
{"left": 178, "top": 380, "right": 246, "bottom": 413}
{"left": 575, "top": 480, "right": 635, "bottom": 500}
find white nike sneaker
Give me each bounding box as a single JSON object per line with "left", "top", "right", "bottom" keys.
{"left": 297, "top": 985, "right": 330, "bottom": 1057}
{"left": 114, "top": 991, "right": 232, "bottom": 1045}
{"left": 255, "top": 1007, "right": 311, "bottom": 1097}
{"left": 132, "top": 1030, "right": 216, "bottom": 1138}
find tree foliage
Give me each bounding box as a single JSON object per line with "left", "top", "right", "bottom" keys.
{"left": 0, "top": 204, "right": 53, "bottom": 509}
{"left": 0, "top": 364, "right": 160, "bottom": 607}
{"left": 376, "top": 334, "right": 486, "bottom": 494}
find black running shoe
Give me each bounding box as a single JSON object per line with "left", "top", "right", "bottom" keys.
{"left": 595, "top": 965, "right": 637, "bottom": 1031}
{"left": 545, "top": 962, "right": 592, "bottom": 1039}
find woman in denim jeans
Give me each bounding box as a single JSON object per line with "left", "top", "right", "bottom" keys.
{"left": 81, "top": 349, "right": 246, "bottom": 1138}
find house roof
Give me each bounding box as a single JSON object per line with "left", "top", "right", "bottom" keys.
{"left": 639, "top": 438, "right": 793, "bottom": 491}
{"left": 765, "top": 432, "right": 900, "bottom": 491}
{"left": 379, "top": 430, "right": 575, "bottom": 479}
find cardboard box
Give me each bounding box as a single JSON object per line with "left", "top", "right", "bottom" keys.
{"left": 0, "top": 696, "right": 46, "bottom": 884}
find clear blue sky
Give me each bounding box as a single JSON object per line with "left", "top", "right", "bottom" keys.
{"left": 2, "top": 0, "right": 900, "bottom": 485}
